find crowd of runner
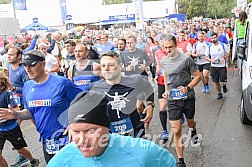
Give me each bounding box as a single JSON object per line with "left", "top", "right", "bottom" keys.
{"left": 0, "top": 11, "right": 247, "bottom": 167}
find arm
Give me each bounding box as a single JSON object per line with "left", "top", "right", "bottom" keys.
{"left": 23, "top": 36, "right": 38, "bottom": 55}
{"left": 47, "top": 39, "right": 56, "bottom": 53}
{"left": 67, "top": 64, "right": 73, "bottom": 80}
{"left": 185, "top": 43, "right": 192, "bottom": 56}
{"left": 191, "top": 44, "right": 200, "bottom": 58}
{"left": 0, "top": 107, "right": 32, "bottom": 120}
{"left": 162, "top": 70, "right": 169, "bottom": 99}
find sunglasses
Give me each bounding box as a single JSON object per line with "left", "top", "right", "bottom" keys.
{"left": 23, "top": 61, "right": 41, "bottom": 67}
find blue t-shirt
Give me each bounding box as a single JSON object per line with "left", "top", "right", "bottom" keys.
{"left": 47, "top": 133, "right": 176, "bottom": 167}
{"left": 23, "top": 74, "right": 82, "bottom": 141}
{"left": 218, "top": 35, "right": 228, "bottom": 44}
{"left": 0, "top": 90, "right": 18, "bottom": 131}
{"left": 9, "top": 64, "right": 29, "bottom": 106}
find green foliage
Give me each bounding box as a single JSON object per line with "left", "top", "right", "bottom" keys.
{"left": 178, "top": 0, "right": 244, "bottom": 19}
{"left": 0, "top": 0, "right": 11, "bottom": 4}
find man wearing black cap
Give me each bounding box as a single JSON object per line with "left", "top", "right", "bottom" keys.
{"left": 47, "top": 91, "right": 176, "bottom": 167}
{"left": 89, "top": 50, "right": 154, "bottom": 138}
{"left": 0, "top": 50, "right": 82, "bottom": 163}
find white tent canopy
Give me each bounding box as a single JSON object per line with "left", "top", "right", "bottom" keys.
{"left": 0, "top": 17, "right": 20, "bottom": 35}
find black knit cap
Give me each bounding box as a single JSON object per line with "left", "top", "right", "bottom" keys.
{"left": 67, "top": 91, "right": 110, "bottom": 128}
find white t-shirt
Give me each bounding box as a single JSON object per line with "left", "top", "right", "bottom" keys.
{"left": 192, "top": 41, "right": 210, "bottom": 65}
{"left": 51, "top": 44, "right": 59, "bottom": 57}
{"left": 208, "top": 43, "right": 228, "bottom": 68}
{"left": 45, "top": 53, "right": 58, "bottom": 74}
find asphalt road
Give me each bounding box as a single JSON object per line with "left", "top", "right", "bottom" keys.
{"left": 3, "top": 69, "right": 252, "bottom": 167}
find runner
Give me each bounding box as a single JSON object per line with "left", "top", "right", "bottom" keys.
{"left": 38, "top": 42, "right": 60, "bottom": 74}
{"left": 120, "top": 34, "right": 151, "bottom": 113}
{"left": 68, "top": 45, "right": 101, "bottom": 91}
{"left": 161, "top": 35, "right": 201, "bottom": 167}
{"left": 177, "top": 30, "right": 193, "bottom": 56}
{"left": 205, "top": 32, "right": 229, "bottom": 100}
{"left": 48, "top": 91, "right": 176, "bottom": 167}
{"left": 0, "top": 75, "right": 39, "bottom": 167}
{"left": 0, "top": 50, "right": 82, "bottom": 163}
{"left": 192, "top": 31, "right": 211, "bottom": 93}
{"left": 90, "top": 51, "right": 154, "bottom": 137}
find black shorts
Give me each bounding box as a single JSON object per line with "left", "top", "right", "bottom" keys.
{"left": 210, "top": 67, "right": 227, "bottom": 83}
{"left": 158, "top": 84, "right": 165, "bottom": 99}
{"left": 198, "top": 63, "right": 210, "bottom": 72}
{"left": 0, "top": 125, "right": 27, "bottom": 150}
{"left": 168, "top": 98, "right": 195, "bottom": 121}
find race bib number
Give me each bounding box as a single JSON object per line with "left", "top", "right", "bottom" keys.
{"left": 110, "top": 117, "right": 133, "bottom": 134}
{"left": 13, "top": 93, "right": 21, "bottom": 106}
{"left": 45, "top": 139, "right": 60, "bottom": 154}
{"left": 171, "top": 89, "right": 188, "bottom": 100}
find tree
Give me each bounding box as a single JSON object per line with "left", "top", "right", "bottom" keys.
{"left": 0, "top": 0, "right": 11, "bottom": 4}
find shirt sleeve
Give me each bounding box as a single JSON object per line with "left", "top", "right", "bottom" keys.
{"left": 187, "top": 57, "right": 198, "bottom": 73}
{"left": 65, "top": 79, "right": 83, "bottom": 102}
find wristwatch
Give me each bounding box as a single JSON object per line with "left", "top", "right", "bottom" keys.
{"left": 186, "top": 86, "right": 191, "bottom": 92}
{"left": 147, "top": 101, "right": 155, "bottom": 108}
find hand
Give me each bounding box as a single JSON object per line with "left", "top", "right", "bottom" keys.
{"left": 141, "top": 105, "right": 153, "bottom": 128}
{"left": 220, "top": 58, "right": 225, "bottom": 64}
{"left": 177, "top": 86, "right": 188, "bottom": 94}
{"left": 162, "top": 91, "right": 168, "bottom": 99}
{"left": 63, "top": 126, "right": 71, "bottom": 142}
{"left": 126, "top": 65, "right": 133, "bottom": 71}
{"left": 138, "top": 64, "right": 146, "bottom": 71}
{"left": 211, "top": 58, "right": 217, "bottom": 63}
{"left": 0, "top": 105, "right": 17, "bottom": 120}
{"left": 195, "top": 52, "right": 200, "bottom": 57}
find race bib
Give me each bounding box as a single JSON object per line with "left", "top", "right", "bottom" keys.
{"left": 45, "top": 139, "right": 60, "bottom": 154}
{"left": 13, "top": 93, "right": 22, "bottom": 106}
{"left": 199, "top": 54, "right": 205, "bottom": 59}
{"left": 213, "top": 58, "right": 220, "bottom": 64}
{"left": 110, "top": 117, "right": 133, "bottom": 134}
{"left": 171, "top": 89, "right": 188, "bottom": 100}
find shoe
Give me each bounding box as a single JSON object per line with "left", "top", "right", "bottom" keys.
{"left": 160, "top": 130, "right": 168, "bottom": 140}
{"left": 223, "top": 85, "right": 228, "bottom": 93}
{"left": 10, "top": 154, "right": 29, "bottom": 167}
{"left": 191, "top": 129, "right": 199, "bottom": 145}
{"left": 216, "top": 93, "right": 223, "bottom": 100}
{"left": 181, "top": 114, "right": 185, "bottom": 125}
{"left": 177, "top": 161, "right": 186, "bottom": 167}
{"left": 205, "top": 85, "right": 210, "bottom": 93}
{"left": 201, "top": 86, "right": 206, "bottom": 93}
{"left": 30, "top": 159, "right": 39, "bottom": 167}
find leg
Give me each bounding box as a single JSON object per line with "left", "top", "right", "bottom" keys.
{"left": 158, "top": 84, "right": 168, "bottom": 131}
{"left": 17, "top": 147, "right": 34, "bottom": 161}
{"left": 168, "top": 100, "right": 185, "bottom": 161}
{"left": 170, "top": 120, "right": 183, "bottom": 158}
{"left": 0, "top": 150, "right": 8, "bottom": 167}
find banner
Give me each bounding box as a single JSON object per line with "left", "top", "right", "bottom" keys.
{"left": 13, "top": 0, "right": 27, "bottom": 10}
{"left": 59, "top": 0, "right": 68, "bottom": 21}
{"left": 133, "top": 0, "right": 144, "bottom": 30}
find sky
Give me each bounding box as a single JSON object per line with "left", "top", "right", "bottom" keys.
{"left": 0, "top": 0, "right": 175, "bottom": 28}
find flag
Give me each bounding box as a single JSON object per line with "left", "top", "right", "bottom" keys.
{"left": 133, "top": 0, "right": 144, "bottom": 30}
{"left": 59, "top": 0, "right": 67, "bottom": 21}
{"left": 13, "top": 0, "right": 27, "bottom": 10}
